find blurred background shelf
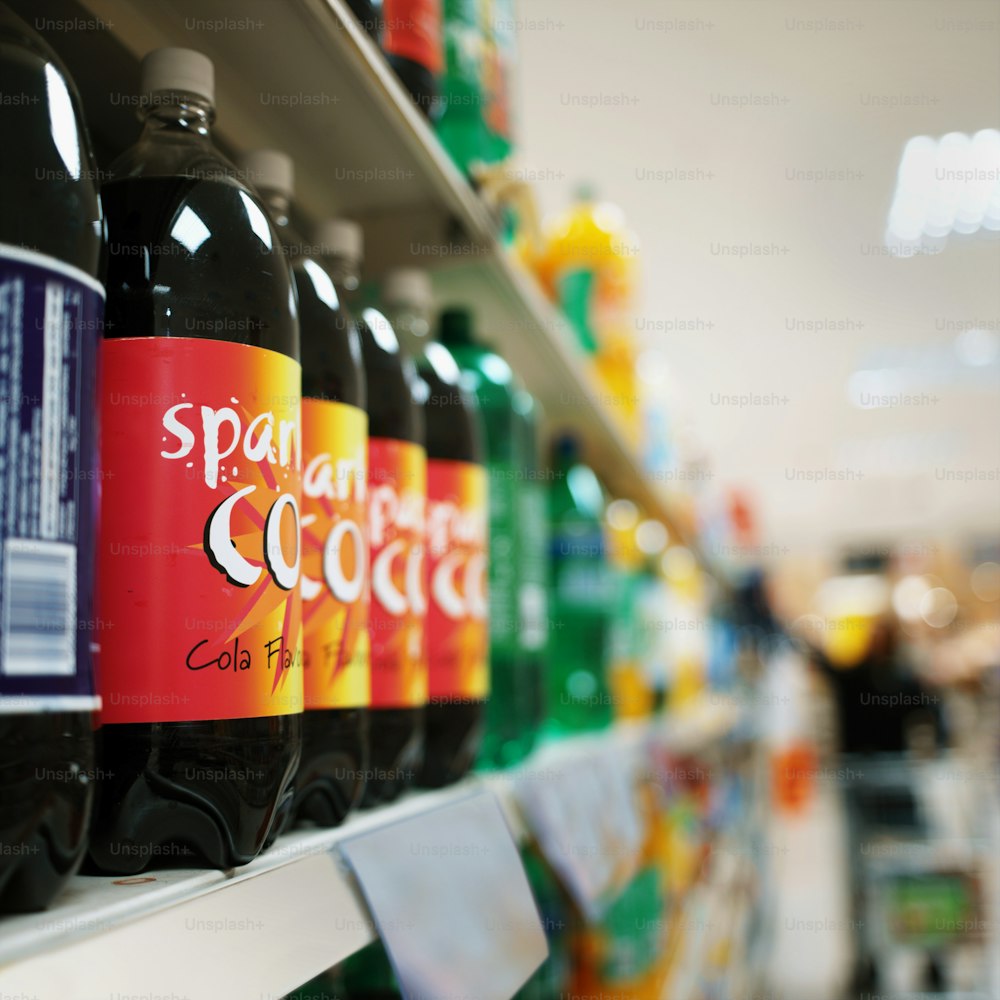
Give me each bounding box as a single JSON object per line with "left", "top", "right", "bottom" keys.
{"left": 25, "top": 0, "right": 716, "bottom": 571}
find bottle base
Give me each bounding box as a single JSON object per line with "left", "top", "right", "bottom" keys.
{"left": 0, "top": 832, "right": 81, "bottom": 914}
{"left": 480, "top": 654, "right": 539, "bottom": 770}
{"left": 541, "top": 713, "right": 614, "bottom": 740}
{"left": 288, "top": 707, "right": 368, "bottom": 829}
{"left": 476, "top": 730, "right": 534, "bottom": 771}
{"left": 0, "top": 713, "right": 94, "bottom": 913}
{"left": 86, "top": 715, "right": 300, "bottom": 875}
{"left": 417, "top": 701, "right": 484, "bottom": 789}
{"left": 359, "top": 707, "right": 424, "bottom": 807}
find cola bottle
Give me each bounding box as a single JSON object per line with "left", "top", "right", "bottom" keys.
{"left": 242, "top": 150, "right": 370, "bottom": 827}
{"left": 438, "top": 309, "right": 532, "bottom": 767}
{"left": 0, "top": 2, "right": 103, "bottom": 911}
{"left": 89, "top": 49, "right": 302, "bottom": 873}
{"left": 349, "top": 242, "right": 427, "bottom": 805}
{"left": 382, "top": 280, "right": 487, "bottom": 787}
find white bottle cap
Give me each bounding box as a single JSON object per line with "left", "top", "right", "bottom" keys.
{"left": 382, "top": 269, "right": 434, "bottom": 311}
{"left": 316, "top": 219, "right": 363, "bottom": 263}
{"left": 141, "top": 47, "right": 214, "bottom": 105}
{"left": 239, "top": 150, "right": 295, "bottom": 197}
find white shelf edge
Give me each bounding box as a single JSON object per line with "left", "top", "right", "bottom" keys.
{"left": 0, "top": 709, "right": 742, "bottom": 999}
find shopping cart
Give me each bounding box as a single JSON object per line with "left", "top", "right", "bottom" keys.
{"left": 840, "top": 752, "right": 999, "bottom": 999}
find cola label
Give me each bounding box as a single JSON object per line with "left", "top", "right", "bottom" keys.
{"left": 0, "top": 245, "right": 102, "bottom": 712}
{"left": 426, "top": 460, "right": 488, "bottom": 701}
{"left": 97, "top": 338, "right": 303, "bottom": 723}
{"left": 301, "top": 399, "right": 369, "bottom": 710}
{"left": 368, "top": 437, "right": 427, "bottom": 708}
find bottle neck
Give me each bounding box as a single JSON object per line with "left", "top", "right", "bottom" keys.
{"left": 387, "top": 303, "right": 431, "bottom": 343}
{"left": 439, "top": 314, "right": 475, "bottom": 348}
{"left": 138, "top": 92, "right": 215, "bottom": 138}
{"left": 259, "top": 191, "right": 293, "bottom": 232}
{"left": 321, "top": 254, "right": 361, "bottom": 292}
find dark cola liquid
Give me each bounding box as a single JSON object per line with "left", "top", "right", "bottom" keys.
{"left": 416, "top": 349, "right": 485, "bottom": 787}
{"left": 290, "top": 259, "right": 368, "bottom": 827}
{"left": 99, "top": 177, "right": 298, "bottom": 354}
{"left": 0, "top": 5, "right": 101, "bottom": 911}
{"left": 88, "top": 175, "right": 300, "bottom": 873}
{"left": 356, "top": 309, "right": 425, "bottom": 806}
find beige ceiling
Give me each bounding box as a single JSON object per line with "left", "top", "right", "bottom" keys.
{"left": 515, "top": 0, "right": 1000, "bottom": 559}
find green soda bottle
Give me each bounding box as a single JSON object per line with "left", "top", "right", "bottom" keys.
{"left": 515, "top": 846, "right": 572, "bottom": 999}
{"left": 594, "top": 865, "right": 664, "bottom": 986}
{"left": 438, "top": 309, "right": 529, "bottom": 766}
{"left": 512, "top": 388, "right": 548, "bottom": 754}
{"left": 339, "top": 941, "right": 401, "bottom": 998}
{"left": 437, "top": 0, "right": 487, "bottom": 174}
{"left": 547, "top": 435, "right": 613, "bottom": 732}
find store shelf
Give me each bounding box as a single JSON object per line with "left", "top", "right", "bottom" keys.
{"left": 0, "top": 712, "right": 742, "bottom": 1000}
{"left": 431, "top": 252, "right": 691, "bottom": 545}
{"left": 28, "top": 0, "right": 716, "bottom": 568}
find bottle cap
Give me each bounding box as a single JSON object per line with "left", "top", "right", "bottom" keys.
{"left": 553, "top": 433, "right": 580, "bottom": 461}
{"left": 141, "top": 48, "right": 214, "bottom": 105}
{"left": 438, "top": 307, "right": 475, "bottom": 345}
{"left": 382, "top": 269, "right": 433, "bottom": 311}
{"left": 239, "top": 149, "right": 294, "bottom": 197}
{"left": 315, "top": 219, "right": 363, "bottom": 263}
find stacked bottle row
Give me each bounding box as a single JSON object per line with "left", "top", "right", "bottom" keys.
{"left": 0, "top": 18, "right": 591, "bottom": 914}
{"left": 0, "top": 12, "right": 710, "bottom": 915}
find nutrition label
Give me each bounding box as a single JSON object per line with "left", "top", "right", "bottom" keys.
{"left": 0, "top": 243, "right": 103, "bottom": 711}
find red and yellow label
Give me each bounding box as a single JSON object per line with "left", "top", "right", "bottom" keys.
{"left": 301, "top": 399, "right": 369, "bottom": 709}
{"left": 426, "top": 460, "right": 489, "bottom": 700}
{"left": 368, "top": 437, "right": 427, "bottom": 708}
{"left": 97, "top": 338, "right": 303, "bottom": 723}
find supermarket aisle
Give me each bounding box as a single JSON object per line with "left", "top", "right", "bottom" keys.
{"left": 763, "top": 779, "right": 854, "bottom": 1000}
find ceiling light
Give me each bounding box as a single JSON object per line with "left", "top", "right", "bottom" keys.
{"left": 885, "top": 128, "right": 1000, "bottom": 256}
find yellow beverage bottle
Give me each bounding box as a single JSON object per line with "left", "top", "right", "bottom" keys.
{"left": 539, "top": 189, "right": 642, "bottom": 443}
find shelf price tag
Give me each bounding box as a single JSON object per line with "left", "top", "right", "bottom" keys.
{"left": 338, "top": 789, "right": 547, "bottom": 1000}
{"left": 514, "top": 745, "right": 645, "bottom": 921}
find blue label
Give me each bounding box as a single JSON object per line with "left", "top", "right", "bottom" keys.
{"left": 551, "top": 527, "right": 612, "bottom": 609}
{"left": 0, "top": 244, "right": 103, "bottom": 712}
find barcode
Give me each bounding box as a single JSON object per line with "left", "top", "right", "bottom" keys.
{"left": 2, "top": 539, "right": 76, "bottom": 677}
